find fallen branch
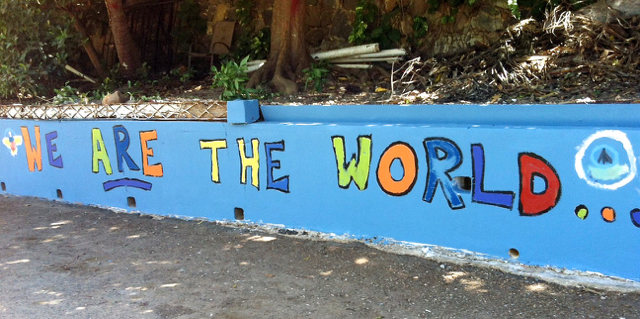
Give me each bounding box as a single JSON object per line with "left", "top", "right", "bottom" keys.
{"left": 64, "top": 65, "right": 97, "bottom": 84}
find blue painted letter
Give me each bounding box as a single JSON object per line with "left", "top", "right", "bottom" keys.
{"left": 471, "top": 144, "right": 514, "bottom": 209}
{"left": 45, "top": 131, "right": 63, "bottom": 168}
{"left": 113, "top": 125, "right": 140, "bottom": 172}
{"left": 265, "top": 141, "right": 290, "bottom": 193}
{"left": 423, "top": 138, "right": 465, "bottom": 209}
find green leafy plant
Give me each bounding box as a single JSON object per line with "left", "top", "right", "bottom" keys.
{"left": 233, "top": 0, "right": 270, "bottom": 60}
{"left": 93, "top": 63, "right": 125, "bottom": 96}
{"left": 53, "top": 84, "right": 78, "bottom": 105}
{"left": 413, "top": 17, "right": 429, "bottom": 39}
{"left": 250, "top": 28, "right": 271, "bottom": 60}
{"left": 234, "top": 28, "right": 271, "bottom": 61}
{"left": 171, "top": 66, "right": 195, "bottom": 83}
{"left": 508, "top": 0, "right": 520, "bottom": 19}
{"left": 0, "top": 1, "right": 80, "bottom": 99}
{"left": 137, "top": 62, "right": 151, "bottom": 80}
{"left": 236, "top": 0, "right": 253, "bottom": 28}
{"left": 130, "top": 93, "right": 161, "bottom": 103}
{"left": 303, "top": 61, "right": 330, "bottom": 93}
{"left": 349, "top": 0, "right": 402, "bottom": 50}
{"left": 349, "top": 0, "right": 376, "bottom": 44}
{"left": 211, "top": 55, "right": 256, "bottom": 100}
{"left": 53, "top": 83, "right": 90, "bottom": 105}
{"left": 441, "top": 8, "right": 458, "bottom": 24}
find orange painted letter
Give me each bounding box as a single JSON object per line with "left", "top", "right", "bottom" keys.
{"left": 376, "top": 142, "right": 418, "bottom": 196}
{"left": 21, "top": 126, "right": 42, "bottom": 172}
{"left": 140, "top": 130, "right": 163, "bottom": 177}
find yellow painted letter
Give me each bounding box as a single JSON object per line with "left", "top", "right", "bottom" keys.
{"left": 200, "top": 139, "right": 227, "bottom": 183}
{"left": 237, "top": 138, "right": 259, "bottom": 189}
{"left": 92, "top": 128, "right": 112, "bottom": 175}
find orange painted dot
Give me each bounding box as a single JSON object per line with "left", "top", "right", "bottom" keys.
{"left": 601, "top": 207, "right": 616, "bottom": 222}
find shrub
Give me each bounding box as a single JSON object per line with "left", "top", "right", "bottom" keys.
{"left": 0, "top": 1, "right": 80, "bottom": 99}
{"left": 211, "top": 56, "right": 254, "bottom": 100}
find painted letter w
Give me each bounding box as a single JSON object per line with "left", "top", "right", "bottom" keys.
{"left": 332, "top": 135, "right": 372, "bottom": 190}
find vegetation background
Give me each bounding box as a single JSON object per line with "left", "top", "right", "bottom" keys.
{"left": 0, "top": 0, "right": 638, "bottom": 105}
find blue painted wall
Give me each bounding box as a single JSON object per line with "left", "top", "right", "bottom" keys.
{"left": 1, "top": 103, "right": 639, "bottom": 281}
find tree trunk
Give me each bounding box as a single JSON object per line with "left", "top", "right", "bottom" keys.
{"left": 248, "top": 0, "right": 310, "bottom": 95}
{"left": 70, "top": 10, "right": 107, "bottom": 78}
{"left": 418, "top": 0, "right": 514, "bottom": 57}
{"left": 105, "top": 0, "right": 141, "bottom": 77}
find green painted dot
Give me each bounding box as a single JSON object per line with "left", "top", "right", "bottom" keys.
{"left": 575, "top": 205, "right": 589, "bottom": 220}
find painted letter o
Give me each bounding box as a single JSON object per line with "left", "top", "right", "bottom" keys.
{"left": 377, "top": 142, "right": 418, "bottom": 196}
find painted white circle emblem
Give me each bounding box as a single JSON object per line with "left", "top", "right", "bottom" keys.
{"left": 575, "top": 130, "right": 636, "bottom": 190}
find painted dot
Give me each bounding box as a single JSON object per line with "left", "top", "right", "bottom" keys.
{"left": 601, "top": 207, "right": 616, "bottom": 222}
{"left": 575, "top": 205, "right": 589, "bottom": 220}
{"left": 630, "top": 209, "right": 640, "bottom": 228}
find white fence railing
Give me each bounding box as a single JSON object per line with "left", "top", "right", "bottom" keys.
{"left": 0, "top": 101, "right": 227, "bottom": 120}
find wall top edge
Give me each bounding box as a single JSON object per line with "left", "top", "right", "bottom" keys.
{"left": 260, "top": 103, "right": 640, "bottom": 127}
{"left": 2, "top": 102, "right": 638, "bottom": 127}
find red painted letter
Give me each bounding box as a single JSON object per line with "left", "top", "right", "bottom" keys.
{"left": 518, "top": 153, "right": 561, "bottom": 216}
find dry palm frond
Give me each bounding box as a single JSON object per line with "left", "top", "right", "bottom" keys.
{"left": 391, "top": 5, "right": 640, "bottom": 104}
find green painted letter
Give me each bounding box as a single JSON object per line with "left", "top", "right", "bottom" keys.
{"left": 332, "top": 135, "right": 372, "bottom": 190}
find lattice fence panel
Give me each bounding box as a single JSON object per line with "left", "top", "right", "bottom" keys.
{"left": 0, "top": 101, "right": 227, "bottom": 120}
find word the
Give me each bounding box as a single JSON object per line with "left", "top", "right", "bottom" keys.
{"left": 200, "top": 138, "right": 289, "bottom": 193}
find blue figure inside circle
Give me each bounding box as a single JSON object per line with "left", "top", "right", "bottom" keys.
{"left": 585, "top": 141, "right": 630, "bottom": 183}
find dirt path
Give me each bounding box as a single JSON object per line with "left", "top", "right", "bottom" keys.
{"left": 0, "top": 195, "right": 638, "bottom": 319}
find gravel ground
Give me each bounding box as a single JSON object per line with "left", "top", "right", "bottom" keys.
{"left": 0, "top": 195, "right": 638, "bottom": 319}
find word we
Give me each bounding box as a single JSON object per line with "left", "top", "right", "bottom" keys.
{"left": 20, "top": 126, "right": 63, "bottom": 171}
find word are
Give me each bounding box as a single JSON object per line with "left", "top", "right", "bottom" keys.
{"left": 92, "top": 125, "right": 163, "bottom": 177}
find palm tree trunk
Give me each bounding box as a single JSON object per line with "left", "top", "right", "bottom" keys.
{"left": 70, "top": 10, "right": 107, "bottom": 78}
{"left": 105, "top": 0, "right": 141, "bottom": 77}
{"left": 248, "top": 0, "right": 311, "bottom": 94}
